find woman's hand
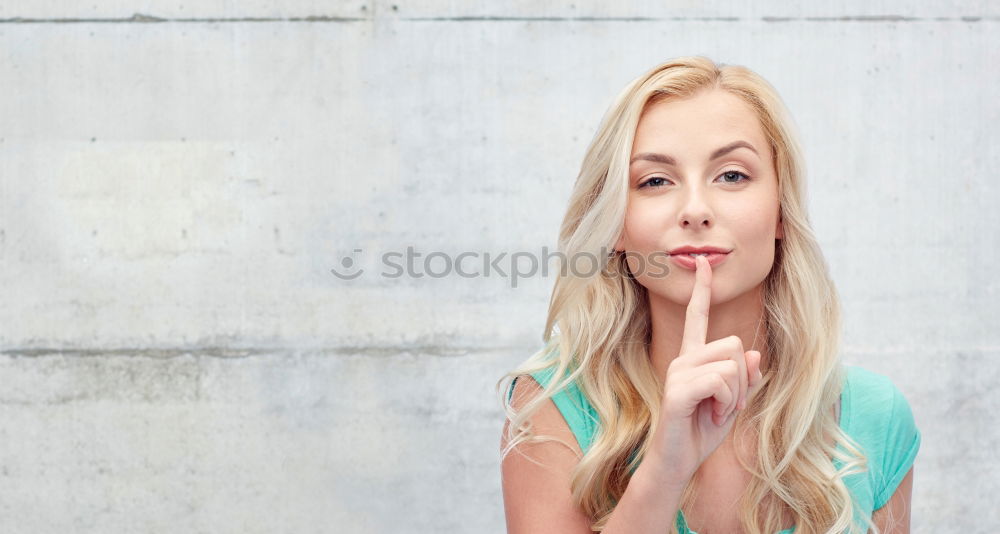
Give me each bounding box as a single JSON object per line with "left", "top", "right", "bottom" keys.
{"left": 649, "top": 254, "right": 765, "bottom": 488}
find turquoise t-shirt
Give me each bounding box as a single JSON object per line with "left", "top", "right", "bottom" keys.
{"left": 507, "top": 364, "right": 921, "bottom": 533}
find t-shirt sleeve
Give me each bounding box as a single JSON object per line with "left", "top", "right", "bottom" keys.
{"left": 505, "top": 366, "right": 599, "bottom": 454}
{"left": 872, "top": 380, "right": 921, "bottom": 510}
{"left": 530, "top": 366, "right": 600, "bottom": 453}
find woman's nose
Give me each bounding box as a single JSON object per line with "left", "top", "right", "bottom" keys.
{"left": 678, "top": 187, "right": 713, "bottom": 228}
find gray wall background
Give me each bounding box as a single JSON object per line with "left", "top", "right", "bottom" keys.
{"left": 1, "top": 2, "right": 996, "bottom": 532}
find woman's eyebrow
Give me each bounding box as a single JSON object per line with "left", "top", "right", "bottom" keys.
{"left": 629, "top": 140, "right": 759, "bottom": 166}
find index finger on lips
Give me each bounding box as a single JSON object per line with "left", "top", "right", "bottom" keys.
{"left": 680, "top": 254, "right": 712, "bottom": 357}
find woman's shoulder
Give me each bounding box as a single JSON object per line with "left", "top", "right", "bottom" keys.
{"left": 842, "top": 364, "right": 919, "bottom": 431}
{"left": 842, "top": 364, "right": 916, "bottom": 418}
{"left": 510, "top": 362, "right": 601, "bottom": 454}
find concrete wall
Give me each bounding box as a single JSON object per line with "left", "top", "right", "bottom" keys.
{"left": 1, "top": 2, "right": 996, "bottom": 532}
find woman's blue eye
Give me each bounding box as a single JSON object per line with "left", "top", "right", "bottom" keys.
{"left": 717, "top": 170, "right": 751, "bottom": 184}
{"left": 639, "top": 177, "right": 669, "bottom": 189}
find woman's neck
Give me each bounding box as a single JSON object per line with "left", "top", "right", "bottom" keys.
{"left": 647, "top": 284, "right": 770, "bottom": 387}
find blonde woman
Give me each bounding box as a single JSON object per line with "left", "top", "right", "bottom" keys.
{"left": 498, "top": 56, "right": 920, "bottom": 534}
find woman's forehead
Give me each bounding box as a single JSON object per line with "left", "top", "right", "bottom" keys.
{"left": 632, "top": 92, "right": 770, "bottom": 163}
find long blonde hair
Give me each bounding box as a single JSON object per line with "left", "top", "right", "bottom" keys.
{"left": 498, "top": 56, "right": 882, "bottom": 534}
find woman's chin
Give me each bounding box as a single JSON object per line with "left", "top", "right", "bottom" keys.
{"left": 644, "top": 283, "right": 719, "bottom": 308}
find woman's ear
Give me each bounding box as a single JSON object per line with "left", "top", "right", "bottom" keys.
{"left": 775, "top": 210, "right": 784, "bottom": 239}
{"left": 614, "top": 233, "right": 626, "bottom": 252}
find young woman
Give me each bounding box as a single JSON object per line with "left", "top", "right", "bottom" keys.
{"left": 498, "top": 56, "right": 920, "bottom": 534}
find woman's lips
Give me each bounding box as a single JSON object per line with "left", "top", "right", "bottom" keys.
{"left": 668, "top": 252, "right": 729, "bottom": 270}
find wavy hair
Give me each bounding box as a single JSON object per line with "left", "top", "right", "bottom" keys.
{"left": 497, "top": 56, "right": 882, "bottom": 534}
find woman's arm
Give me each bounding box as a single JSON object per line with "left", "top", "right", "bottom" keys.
{"left": 501, "top": 375, "right": 687, "bottom": 534}
{"left": 870, "top": 466, "right": 914, "bottom": 534}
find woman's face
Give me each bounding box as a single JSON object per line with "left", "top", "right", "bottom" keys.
{"left": 616, "top": 87, "right": 783, "bottom": 307}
